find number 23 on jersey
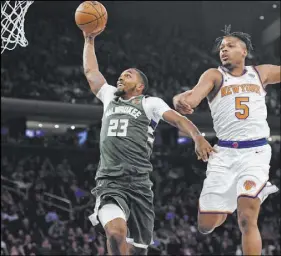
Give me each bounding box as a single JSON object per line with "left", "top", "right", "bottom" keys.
{"left": 107, "top": 119, "right": 129, "bottom": 137}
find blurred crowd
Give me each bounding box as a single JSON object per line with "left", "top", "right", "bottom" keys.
{"left": 1, "top": 14, "right": 280, "bottom": 114}
{"left": 1, "top": 133, "right": 280, "bottom": 255}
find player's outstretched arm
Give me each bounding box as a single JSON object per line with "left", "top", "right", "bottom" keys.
{"left": 83, "top": 31, "right": 107, "bottom": 95}
{"left": 173, "top": 68, "right": 221, "bottom": 114}
{"left": 163, "top": 110, "right": 217, "bottom": 161}
{"left": 255, "top": 65, "right": 281, "bottom": 87}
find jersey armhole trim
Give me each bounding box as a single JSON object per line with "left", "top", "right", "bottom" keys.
{"left": 208, "top": 72, "right": 224, "bottom": 103}
{"left": 252, "top": 66, "right": 267, "bottom": 93}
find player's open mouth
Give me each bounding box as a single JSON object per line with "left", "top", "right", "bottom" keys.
{"left": 222, "top": 55, "right": 228, "bottom": 61}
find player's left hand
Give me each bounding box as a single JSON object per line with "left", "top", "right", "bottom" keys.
{"left": 174, "top": 91, "right": 194, "bottom": 115}
{"left": 194, "top": 135, "right": 217, "bottom": 162}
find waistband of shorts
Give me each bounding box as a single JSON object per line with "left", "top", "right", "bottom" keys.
{"left": 97, "top": 173, "right": 150, "bottom": 182}
{"left": 217, "top": 138, "right": 268, "bottom": 149}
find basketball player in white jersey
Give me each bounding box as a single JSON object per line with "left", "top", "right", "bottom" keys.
{"left": 173, "top": 27, "right": 280, "bottom": 255}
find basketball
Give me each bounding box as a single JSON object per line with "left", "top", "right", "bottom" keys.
{"left": 75, "top": 1, "right": 107, "bottom": 34}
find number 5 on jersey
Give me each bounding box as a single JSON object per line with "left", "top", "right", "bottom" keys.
{"left": 107, "top": 119, "right": 129, "bottom": 137}
{"left": 235, "top": 97, "right": 249, "bottom": 119}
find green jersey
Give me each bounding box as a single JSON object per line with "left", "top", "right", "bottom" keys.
{"left": 95, "top": 84, "right": 171, "bottom": 179}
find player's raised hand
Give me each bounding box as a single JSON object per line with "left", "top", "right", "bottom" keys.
{"left": 174, "top": 90, "right": 194, "bottom": 115}
{"left": 194, "top": 135, "right": 217, "bottom": 162}
{"left": 83, "top": 28, "right": 105, "bottom": 39}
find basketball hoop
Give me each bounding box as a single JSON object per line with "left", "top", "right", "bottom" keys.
{"left": 1, "top": 1, "right": 34, "bottom": 54}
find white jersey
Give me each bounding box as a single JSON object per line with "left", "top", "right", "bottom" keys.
{"left": 208, "top": 66, "right": 270, "bottom": 141}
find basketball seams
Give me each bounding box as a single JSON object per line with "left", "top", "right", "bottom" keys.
{"left": 89, "top": 1, "right": 103, "bottom": 20}
{"left": 92, "top": 12, "right": 107, "bottom": 29}
{"left": 78, "top": 19, "right": 98, "bottom": 26}
{"left": 91, "top": 1, "right": 107, "bottom": 28}
{"left": 76, "top": 11, "right": 106, "bottom": 26}
{"left": 98, "top": 2, "right": 104, "bottom": 17}
{"left": 99, "top": 4, "right": 106, "bottom": 26}
{"left": 95, "top": 13, "right": 100, "bottom": 32}
{"left": 76, "top": 1, "right": 107, "bottom": 31}
{"left": 76, "top": 10, "right": 99, "bottom": 18}
{"left": 100, "top": 3, "right": 108, "bottom": 27}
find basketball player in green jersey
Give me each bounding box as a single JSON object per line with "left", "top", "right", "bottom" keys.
{"left": 82, "top": 30, "right": 216, "bottom": 255}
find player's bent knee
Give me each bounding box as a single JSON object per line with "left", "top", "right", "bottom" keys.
{"left": 105, "top": 222, "right": 127, "bottom": 237}
{"left": 237, "top": 197, "right": 260, "bottom": 231}
{"left": 198, "top": 225, "right": 215, "bottom": 234}
{"left": 197, "top": 213, "right": 226, "bottom": 234}
{"left": 237, "top": 210, "right": 258, "bottom": 233}
{"left": 106, "top": 228, "right": 127, "bottom": 241}
{"left": 219, "top": 214, "right": 227, "bottom": 225}
{"left": 238, "top": 215, "right": 258, "bottom": 233}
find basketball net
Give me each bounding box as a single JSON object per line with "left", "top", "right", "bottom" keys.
{"left": 1, "top": 1, "right": 33, "bottom": 54}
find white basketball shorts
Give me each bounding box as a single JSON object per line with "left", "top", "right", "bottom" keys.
{"left": 199, "top": 143, "right": 278, "bottom": 213}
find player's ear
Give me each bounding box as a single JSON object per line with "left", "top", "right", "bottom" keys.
{"left": 243, "top": 49, "right": 248, "bottom": 58}
{"left": 137, "top": 83, "right": 145, "bottom": 92}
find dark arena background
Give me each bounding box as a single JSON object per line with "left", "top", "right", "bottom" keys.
{"left": 1, "top": 1, "right": 280, "bottom": 255}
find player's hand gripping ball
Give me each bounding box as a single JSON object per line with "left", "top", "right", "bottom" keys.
{"left": 75, "top": 1, "right": 107, "bottom": 34}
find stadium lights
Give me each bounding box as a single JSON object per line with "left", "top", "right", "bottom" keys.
{"left": 71, "top": 126, "right": 75, "bottom": 130}
{"left": 38, "top": 123, "right": 42, "bottom": 127}
{"left": 54, "top": 124, "right": 59, "bottom": 129}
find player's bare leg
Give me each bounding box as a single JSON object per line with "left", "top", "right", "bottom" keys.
{"left": 237, "top": 197, "right": 261, "bottom": 255}
{"left": 104, "top": 218, "right": 129, "bottom": 255}
{"left": 197, "top": 212, "right": 227, "bottom": 234}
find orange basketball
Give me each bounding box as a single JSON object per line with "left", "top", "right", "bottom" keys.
{"left": 75, "top": 1, "right": 107, "bottom": 34}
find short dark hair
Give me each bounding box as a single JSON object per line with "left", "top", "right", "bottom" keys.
{"left": 213, "top": 25, "right": 254, "bottom": 58}
{"left": 133, "top": 68, "right": 149, "bottom": 93}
